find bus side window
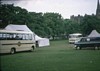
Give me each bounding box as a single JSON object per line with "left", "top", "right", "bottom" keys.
{"left": 22, "top": 34, "right": 30, "bottom": 40}
{"left": 22, "top": 34, "right": 26, "bottom": 40}
{"left": 0, "top": 33, "right": 3, "bottom": 40}
{"left": 15, "top": 34, "right": 22, "bottom": 40}
{"left": 2, "top": 34, "right": 7, "bottom": 40}
{"left": 23, "top": 34, "right": 32, "bottom": 40}
{"left": 26, "top": 34, "right": 29, "bottom": 40}
{"left": 22, "top": 34, "right": 28, "bottom": 40}
{"left": 29, "top": 34, "right": 32, "bottom": 40}
{"left": 15, "top": 36, "right": 19, "bottom": 40}
{"left": 0, "top": 33, "right": 9, "bottom": 40}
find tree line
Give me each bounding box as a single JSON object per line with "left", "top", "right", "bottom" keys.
{"left": 0, "top": 4, "right": 100, "bottom": 40}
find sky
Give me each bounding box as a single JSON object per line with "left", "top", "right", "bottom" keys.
{"left": 1, "top": 0, "right": 98, "bottom": 19}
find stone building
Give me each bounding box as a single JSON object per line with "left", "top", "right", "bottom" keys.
{"left": 70, "top": 0, "right": 100, "bottom": 23}
{"left": 70, "top": 15, "right": 83, "bottom": 24}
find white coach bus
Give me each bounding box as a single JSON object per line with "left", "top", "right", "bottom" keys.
{"left": 69, "top": 33, "right": 82, "bottom": 44}
{"left": 0, "top": 30, "right": 35, "bottom": 54}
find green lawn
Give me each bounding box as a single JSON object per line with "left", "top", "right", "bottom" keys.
{"left": 1, "top": 40, "right": 100, "bottom": 71}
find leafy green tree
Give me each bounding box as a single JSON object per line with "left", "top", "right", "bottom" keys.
{"left": 43, "top": 13, "right": 64, "bottom": 39}
{"left": 81, "top": 15, "right": 100, "bottom": 36}
{"left": 0, "top": 4, "right": 29, "bottom": 28}
{"left": 28, "top": 12, "right": 45, "bottom": 37}
{"left": 64, "top": 19, "right": 81, "bottom": 36}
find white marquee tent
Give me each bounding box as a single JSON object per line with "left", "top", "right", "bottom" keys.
{"left": 88, "top": 30, "right": 100, "bottom": 37}
{"left": 35, "top": 35, "right": 50, "bottom": 47}
{"left": 5, "top": 24, "right": 50, "bottom": 47}
{"left": 5, "top": 24, "right": 32, "bottom": 32}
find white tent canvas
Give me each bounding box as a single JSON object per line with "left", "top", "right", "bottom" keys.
{"left": 35, "top": 35, "right": 50, "bottom": 47}
{"left": 5, "top": 24, "right": 32, "bottom": 32}
{"left": 5, "top": 24, "right": 50, "bottom": 47}
{"left": 35, "top": 35, "right": 42, "bottom": 40}
{"left": 88, "top": 30, "right": 100, "bottom": 37}
{"left": 37, "top": 38, "right": 50, "bottom": 47}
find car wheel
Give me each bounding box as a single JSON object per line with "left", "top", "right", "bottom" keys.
{"left": 79, "top": 47, "right": 82, "bottom": 50}
{"left": 76, "top": 47, "right": 80, "bottom": 50}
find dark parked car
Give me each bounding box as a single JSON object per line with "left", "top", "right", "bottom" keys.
{"left": 74, "top": 37, "right": 100, "bottom": 50}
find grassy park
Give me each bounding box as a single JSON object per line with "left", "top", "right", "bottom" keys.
{"left": 1, "top": 40, "right": 100, "bottom": 71}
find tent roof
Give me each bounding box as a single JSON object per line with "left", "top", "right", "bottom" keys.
{"left": 35, "top": 35, "right": 43, "bottom": 40}
{"left": 88, "top": 30, "right": 100, "bottom": 37}
{"left": 5, "top": 24, "right": 32, "bottom": 32}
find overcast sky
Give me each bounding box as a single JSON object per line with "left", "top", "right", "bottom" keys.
{"left": 1, "top": 0, "right": 98, "bottom": 19}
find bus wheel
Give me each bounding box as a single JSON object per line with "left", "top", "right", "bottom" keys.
{"left": 30, "top": 46, "right": 34, "bottom": 52}
{"left": 10, "top": 48, "right": 15, "bottom": 54}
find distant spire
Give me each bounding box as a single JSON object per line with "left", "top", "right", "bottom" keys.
{"left": 98, "top": 0, "right": 100, "bottom": 8}
{"left": 96, "top": 0, "right": 100, "bottom": 17}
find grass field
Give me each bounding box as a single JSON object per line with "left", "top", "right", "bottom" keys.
{"left": 1, "top": 40, "right": 100, "bottom": 71}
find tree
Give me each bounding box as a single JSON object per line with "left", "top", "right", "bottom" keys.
{"left": 64, "top": 19, "right": 81, "bottom": 36}
{"left": 43, "top": 13, "right": 64, "bottom": 39}
{"left": 0, "top": 4, "right": 29, "bottom": 28}
{"left": 81, "top": 15, "right": 100, "bottom": 36}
